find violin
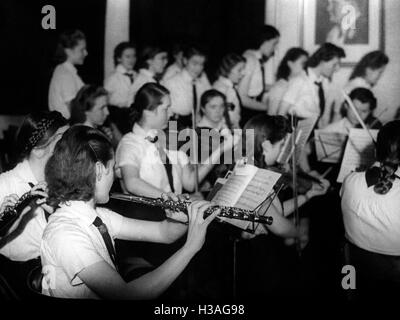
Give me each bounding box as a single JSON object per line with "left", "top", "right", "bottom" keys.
{"left": 268, "top": 164, "right": 323, "bottom": 195}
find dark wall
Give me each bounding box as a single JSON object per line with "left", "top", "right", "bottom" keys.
{"left": 130, "top": 0, "right": 266, "bottom": 82}
{"left": 0, "top": 0, "right": 264, "bottom": 115}
{"left": 0, "top": 0, "right": 106, "bottom": 115}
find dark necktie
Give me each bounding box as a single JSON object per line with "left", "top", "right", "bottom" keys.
{"left": 93, "top": 216, "right": 118, "bottom": 269}
{"left": 124, "top": 72, "right": 134, "bottom": 84}
{"left": 314, "top": 81, "right": 325, "bottom": 116}
{"left": 146, "top": 136, "right": 175, "bottom": 193}
{"left": 192, "top": 80, "right": 198, "bottom": 113}
{"left": 233, "top": 86, "right": 243, "bottom": 109}
{"left": 256, "top": 58, "right": 266, "bottom": 102}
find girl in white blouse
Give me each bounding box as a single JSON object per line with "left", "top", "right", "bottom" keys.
{"left": 213, "top": 53, "right": 246, "bottom": 128}
{"left": 341, "top": 120, "right": 400, "bottom": 296}
{"left": 266, "top": 47, "right": 308, "bottom": 116}
{"left": 0, "top": 111, "right": 68, "bottom": 262}
{"left": 116, "top": 83, "right": 237, "bottom": 199}
{"left": 104, "top": 42, "right": 137, "bottom": 134}
{"left": 242, "top": 114, "right": 329, "bottom": 242}
{"left": 345, "top": 50, "right": 389, "bottom": 94}
{"left": 70, "top": 84, "right": 122, "bottom": 148}
{"left": 331, "top": 51, "right": 389, "bottom": 123}
{"left": 41, "top": 125, "right": 218, "bottom": 299}
{"left": 48, "top": 30, "right": 87, "bottom": 119}
{"left": 131, "top": 46, "right": 168, "bottom": 100}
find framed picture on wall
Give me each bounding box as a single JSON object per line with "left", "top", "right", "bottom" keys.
{"left": 301, "top": 0, "right": 385, "bottom": 66}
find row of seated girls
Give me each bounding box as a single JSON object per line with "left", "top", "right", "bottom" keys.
{"left": 0, "top": 22, "right": 394, "bottom": 300}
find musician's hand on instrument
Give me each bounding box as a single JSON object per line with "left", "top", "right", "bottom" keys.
{"left": 177, "top": 193, "right": 191, "bottom": 202}
{"left": 184, "top": 201, "right": 219, "bottom": 254}
{"left": 165, "top": 209, "right": 188, "bottom": 224}
{"left": 308, "top": 170, "right": 322, "bottom": 179}
{"left": 0, "top": 194, "right": 19, "bottom": 214}
{"left": 36, "top": 198, "right": 54, "bottom": 215}
{"left": 30, "top": 182, "right": 53, "bottom": 214}
{"left": 306, "top": 178, "right": 330, "bottom": 198}
{"left": 160, "top": 192, "right": 179, "bottom": 202}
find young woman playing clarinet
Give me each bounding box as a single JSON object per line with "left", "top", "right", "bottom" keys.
{"left": 0, "top": 111, "right": 68, "bottom": 260}
{"left": 0, "top": 111, "right": 68, "bottom": 298}
{"left": 40, "top": 125, "right": 219, "bottom": 299}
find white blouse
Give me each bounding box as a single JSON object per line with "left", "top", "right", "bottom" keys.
{"left": 104, "top": 64, "right": 137, "bottom": 108}
{"left": 41, "top": 201, "right": 123, "bottom": 299}
{"left": 281, "top": 68, "right": 326, "bottom": 119}
{"left": 115, "top": 123, "right": 189, "bottom": 194}
{"left": 48, "top": 61, "right": 84, "bottom": 119}
{"left": 213, "top": 76, "right": 241, "bottom": 128}
{"left": 341, "top": 168, "right": 400, "bottom": 255}
{"left": 131, "top": 69, "right": 157, "bottom": 101}
{"left": 0, "top": 160, "right": 46, "bottom": 261}
{"left": 164, "top": 69, "right": 211, "bottom": 116}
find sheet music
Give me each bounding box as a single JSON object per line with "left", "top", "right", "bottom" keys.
{"left": 314, "top": 129, "right": 348, "bottom": 163}
{"left": 212, "top": 165, "right": 281, "bottom": 230}
{"left": 277, "top": 115, "right": 318, "bottom": 164}
{"left": 337, "top": 128, "right": 378, "bottom": 183}
{"left": 212, "top": 165, "right": 257, "bottom": 207}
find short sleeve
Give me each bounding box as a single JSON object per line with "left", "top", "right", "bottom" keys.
{"left": 97, "top": 208, "right": 124, "bottom": 239}
{"left": 116, "top": 139, "right": 143, "bottom": 170}
{"left": 281, "top": 77, "right": 302, "bottom": 106}
{"left": 58, "top": 72, "right": 81, "bottom": 103}
{"left": 52, "top": 229, "right": 104, "bottom": 286}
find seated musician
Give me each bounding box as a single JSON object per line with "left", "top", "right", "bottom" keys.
{"left": 70, "top": 84, "right": 122, "bottom": 148}
{"left": 237, "top": 115, "right": 329, "bottom": 297}
{"left": 197, "top": 89, "right": 229, "bottom": 130}
{"left": 0, "top": 111, "right": 68, "bottom": 260}
{"left": 0, "top": 111, "right": 67, "bottom": 297}
{"left": 242, "top": 115, "right": 330, "bottom": 244}
{"left": 196, "top": 89, "right": 237, "bottom": 189}
{"left": 324, "top": 87, "right": 382, "bottom": 134}
{"left": 341, "top": 120, "right": 400, "bottom": 297}
{"left": 115, "top": 83, "right": 237, "bottom": 199}
{"left": 40, "top": 125, "right": 218, "bottom": 299}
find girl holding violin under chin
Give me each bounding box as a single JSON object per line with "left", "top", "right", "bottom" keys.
{"left": 241, "top": 114, "right": 330, "bottom": 247}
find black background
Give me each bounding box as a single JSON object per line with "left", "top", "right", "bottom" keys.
{"left": 0, "top": 0, "right": 264, "bottom": 115}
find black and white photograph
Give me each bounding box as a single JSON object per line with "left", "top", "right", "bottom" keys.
{"left": 0, "top": 0, "right": 399, "bottom": 316}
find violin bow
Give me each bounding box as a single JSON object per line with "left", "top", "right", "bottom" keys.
{"left": 342, "top": 91, "right": 376, "bottom": 145}
{"left": 290, "top": 112, "right": 302, "bottom": 256}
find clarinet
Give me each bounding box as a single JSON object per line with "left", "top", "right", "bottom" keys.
{"left": 110, "top": 193, "right": 273, "bottom": 225}
{"left": 0, "top": 191, "right": 44, "bottom": 237}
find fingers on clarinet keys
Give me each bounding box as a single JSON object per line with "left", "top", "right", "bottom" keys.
{"left": 0, "top": 194, "right": 19, "bottom": 214}
{"left": 160, "top": 192, "right": 179, "bottom": 202}
{"left": 185, "top": 201, "right": 220, "bottom": 254}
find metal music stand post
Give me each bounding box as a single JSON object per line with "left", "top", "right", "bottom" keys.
{"left": 231, "top": 182, "right": 284, "bottom": 300}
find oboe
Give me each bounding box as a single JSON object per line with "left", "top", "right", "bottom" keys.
{"left": 110, "top": 193, "right": 273, "bottom": 225}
